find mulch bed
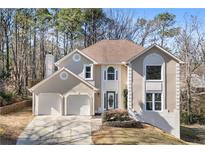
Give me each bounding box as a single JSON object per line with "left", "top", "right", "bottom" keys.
{"left": 103, "top": 120, "right": 145, "bottom": 128}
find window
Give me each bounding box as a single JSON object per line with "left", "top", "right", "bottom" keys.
{"left": 146, "top": 93, "right": 153, "bottom": 110}
{"left": 104, "top": 70, "right": 106, "bottom": 80}
{"left": 146, "top": 66, "right": 161, "bottom": 80}
{"left": 115, "top": 70, "right": 118, "bottom": 80}
{"left": 107, "top": 67, "right": 115, "bottom": 80}
{"left": 84, "top": 64, "right": 93, "bottom": 80}
{"left": 154, "top": 93, "right": 162, "bottom": 111}
{"left": 146, "top": 93, "right": 162, "bottom": 111}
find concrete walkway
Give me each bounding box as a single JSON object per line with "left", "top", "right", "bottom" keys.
{"left": 17, "top": 116, "right": 101, "bottom": 145}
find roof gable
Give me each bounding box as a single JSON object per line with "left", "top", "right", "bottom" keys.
{"left": 55, "top": 49, "right": 97, "bottom": 66}
{"left": 29, "top": 67, "right": 98, "bottom": 92}
{"left": 128, "top": 44, "right": 184, "bottom": 64}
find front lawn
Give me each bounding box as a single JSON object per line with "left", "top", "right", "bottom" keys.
{"left": 92, "top": 125, "right": 187, "bottom": 145}
{"left": 94, "top": 109, "right": 186, "bottom": 145}
{"left": 0, "top": 106, "right": 33, "bottom": 144}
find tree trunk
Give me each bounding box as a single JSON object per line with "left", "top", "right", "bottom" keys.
{"left": 187, "top": 77, "right": 192, "bottom": 124}
{"left": 5, "top": 28, "right": 9, "bottom": 73}
{"left": 40, "top": 31, "right": 45, "bottom": 79}
{"left": 66, "top": 32, "right": 69, "bottom": 54}
{"left": 55, "top": 29, "right": 60, "bottom": 60}
{"left": 70, "top": 32, "right": 73, "bottom": 52}
{"left": 0, "top": 41, "right": 5, "bottom": 74}
{"left": 63, "top": 33, "right": 66, "bottom": 56}
{"left": 84, "top": 23, "right": 87, "bottom": 47}
{"left": 14, "top": 16, "right": 19, "bottom": 92}
{"left": 32, "top": 23, "right": 36, "bottom": 80}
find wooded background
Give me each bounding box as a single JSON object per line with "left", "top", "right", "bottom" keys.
{"left": 0, "top": 8, "right": 205, "bottom": 123}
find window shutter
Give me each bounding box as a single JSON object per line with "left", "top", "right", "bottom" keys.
{"left": 104, "top": 93, "right": 107, "bottom": 110}
{"left": 115, "top": 93, "right": 118, "bottom": 108}
{"left": 104, "top": 70, "right": 106, "bottom": 80}
{"left": 116, "top": 70, "right": 118, "bottom": 80}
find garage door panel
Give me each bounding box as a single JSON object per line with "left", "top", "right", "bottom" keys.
{"left": 66, "top": 95, "right": 91, "bottom": 115}
{"left": 37, "top": 93, "right": 62, "bottom": 115}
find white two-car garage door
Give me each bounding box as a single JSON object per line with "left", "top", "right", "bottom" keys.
{"left": 66, "top": 95, "right": 91, "bottom": 115}
{"left": 37, "top": 93, "right": 62, "bottom": 115}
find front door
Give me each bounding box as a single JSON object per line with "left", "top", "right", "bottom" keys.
{"left": 107, "top": 91, "right": 115, "bottom": 109}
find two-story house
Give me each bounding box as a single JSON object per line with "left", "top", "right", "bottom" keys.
{"left": 29, "top": 40, "right": 183, "bottom": 138}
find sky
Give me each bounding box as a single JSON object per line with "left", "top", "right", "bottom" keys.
{"left": 103, "top": 8, "right": 205, "bottom": 52}
{"left": 104, "top": 8, "right": 205, "bottom": 29}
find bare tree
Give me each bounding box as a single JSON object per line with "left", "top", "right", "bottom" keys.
{"left": 176, "top": 15, "right": 204, "bottom": 123}
{"left": 134, "top": 18, "right": 158, "bottom": 47}
{"left": 105, "top": 9, "right": 139, "bottom": 41}
{"left": 1, "top": 9, "right": 14, "bottom": 74}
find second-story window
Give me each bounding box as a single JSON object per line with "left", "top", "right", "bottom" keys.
{"left": 84, "top": 64, "right": 93, "bottom": 80}
{"left": 146, "top": 65, "right": 161, "bottom": 80}
{"left": 107, "top": 66, "right": 115, "bottom": 80}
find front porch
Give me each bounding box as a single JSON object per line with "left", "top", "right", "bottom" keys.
{"left": 94, "top": 90, "right": 127, "bottom": 115}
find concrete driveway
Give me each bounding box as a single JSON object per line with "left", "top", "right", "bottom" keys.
{"left": 16, "top": 116, "right": 101, "bottom": 145}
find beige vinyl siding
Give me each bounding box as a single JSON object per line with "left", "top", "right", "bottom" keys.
{"left": 33, "top": 70, "right": 93, "bottom": 96}
{"left": 132, "top": 56, "right": 144, "bottom": 111}
{"left": 93, "top": 65, "right": 101, "bottom": 112}
{"left": 131, "top": 46, "right": 178, "bottom": 112}
{"left": 58, "top": 52, "right": 93, "bottom": 78}
{"left": 94, "top": 65, "right": 101, "bottom": 89}
{"left": 94, "top": 93, "right": 101, "bottom": 112}
{"left": 166, "top": 59, "right": 177, "bottom": 112}
{"left": 120, "top": 65, "right": 127, "bottom": 109}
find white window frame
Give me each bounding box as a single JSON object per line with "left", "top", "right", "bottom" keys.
{"left": 83, "top": 64, "right": 93, "bottom": 80}
{"left": 104, "top": 70, "right": 107, "bottom": 80}
{"left": 145, "top": 65, "right": 163, "bottom": 81}
{"left": 143, "top": 53, "right": 165, "bottom": 112}
{"left": 107, "top": 66, "right": 116, "bottom": 80}
{"left": 115, "top": 69, "right": 118, "bottom": 80}
{"left": 145, "top": 92, "right": 163, "bottom": 112}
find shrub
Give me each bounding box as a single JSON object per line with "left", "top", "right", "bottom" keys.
{"left": 0, "top": 71, "right": 10, "bottom": 80}
{"left": 0, "top": 91, "right": 13, "bottom": 103}
{"left": 0, "top": 96, "right": 3, "bottom": 107}
{"left": 0, "top": 92, "right": 12, "bottom": 102}
{"left": 181, "top": 111, "right": 205, "bottom": 125}
{"left": 123, "top": 89, "right": 128, "bottom": 109}
{"left": 102, "top": 109, "right": 131, "bottom": 122}
{"left": 181, "top": 112, "right": 190, "bottom": 124}
{"left": 104, "top": 120, "right": 144, "bottom": 128}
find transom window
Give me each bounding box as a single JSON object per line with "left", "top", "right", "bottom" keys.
{"left": 107, "top": 67, "right": 115, "bottom": 80}
{"left": 146, "top": 93, "right": 162, "bottom": 111}
{"left": 146, "top": 66, "right": 161, "bottom": 80}
{"left": 84, "top": 64, "right": 93, "bottom": 80}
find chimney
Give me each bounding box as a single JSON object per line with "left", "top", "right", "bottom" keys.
{"left": 45, "top": 53, "right": 54, "bottom": 78}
